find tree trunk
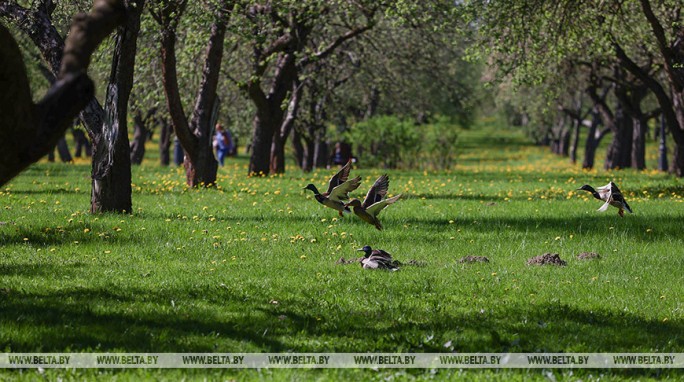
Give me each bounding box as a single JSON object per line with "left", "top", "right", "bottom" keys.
{"left": 631, "top": 116, "right": 647, "bottom": 170}
{"left": 48, "top": 137, "right": 71, "bottom": 162}
{"left": 605, "top": 102, "right": 632, "bottom": 170}
{"left": 658, "top": 116, "right": 668, "bottom": 172}
{"left": 270, "top": 79, "right": 302, "bottom": 174}
{"left": 248, "top": 53, "right": 295, "bottom": 176}
{"left": 672, "top": 92, "right": 684, "bottom": 177}
{"left": 56, "top": 137, "right": 72, "bottom": 162}
{"left": 159, "top": 118, "right": 171, "bottom": 166}
{"left": 559, "top": 121, "right": 571, "bottom": 156}
{"left": 158, "top": 8, "right": 224, "bottom": 186}
{"left": 569, "top": 119, "right": 580, "bottom": 164}
{"left": 583, "top": 109, "right": 609, "bottom": 169}
{"left": 91, "top": 0, "right": 142, "bottom": 213}
{"left": 185, "top": 22, "right": 225, "bottom": 186}
{"left": 73, "top": 128, "right": 91, "bottom": 157}
{"left": 292, "top": 128, "right": 304, "bottom": 169}
{"left": 249, "top": 111, "right": 278, "bottom": 176}
{"left": 130, "top": 110, "right": 148, "bottom": 165}
{"left": 314, "top": 136, "right": 328, "bottom": 169}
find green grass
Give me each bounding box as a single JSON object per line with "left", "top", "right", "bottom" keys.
{"left": 1, "top": 125, "right": 684, "bottom": 381}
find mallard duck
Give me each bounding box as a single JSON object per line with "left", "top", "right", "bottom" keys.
{"left": 577, "top": 181, "right": 633, "bottom": 217}
{"left": 304, "top": 160, "right": 361, "bottom": 217}
{"left": 357, "top": 245, "right": 399, "bottom": 270}
{"left": 344, "top": 174, "right": 401, "bottom": 230}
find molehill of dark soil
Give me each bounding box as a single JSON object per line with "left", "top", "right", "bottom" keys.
{"left": 459, "top": 255, "right": 490, "bottom": 263}
{"left": 577, "top": 252, "right": 601, "bottom": 260}
{"left": 527, "top": 253, "right": 567, "bottom": 266}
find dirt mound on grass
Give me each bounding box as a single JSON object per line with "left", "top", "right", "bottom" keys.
{"left": 527, "top": 253, "right": 566, "bottom": 266}
{"left": 577, "top": 252, "right": 601, "bottom": 260}
{"left": 459, "top": 255, "right": 490, "bottom": 263}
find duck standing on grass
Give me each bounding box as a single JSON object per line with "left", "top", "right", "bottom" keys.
{"left": 345, "top": 174, "right": 401, "bottom": 230}
{"left": 358, "top": 245, "right": 399, "bottom": 270}
{"left": 303, "top": 160, "right": 361, "bottom": 217}
{"left": 577, "top": 181, "right": 633, "bottom": 217}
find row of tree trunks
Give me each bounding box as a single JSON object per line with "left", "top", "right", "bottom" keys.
{"left": 550, "top": 117, "right": 571, "bottom": 156}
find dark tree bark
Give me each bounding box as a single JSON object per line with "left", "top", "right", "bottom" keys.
{"left": 1, "top": 0, "right": 134, "bottom": 212}
{"left": 153, "top": 0, "right": 226, "bottom": 186}
{"left": 159, "top": 118, "right": 172, "bottom": 166}
{"left": 0, "top": 0, "right": 125, "bottom": 187}
{"left": 292, "top": 128, "right": 305, "bottom": 169}
{"left": 130, "top": 110, "right": 149, "bottom": 165}
{"left": 615, "top": 78, "right": 650, "bottom": 170}
{"left": 604, "top": 102, "right": 633, "bottom": 170}
{"left": 551, "top": 117, "right": 572, "bottom": 156}
{"left": 248, "top": 53, "right": 297, "bottom": 176}
{"left": 586, "top": 78, "right": 633, "bottom": 170}
{"left": 582, "top": 109, "right": 609, "bottom": 169}
{"left": 658, "top": 116, "right": 669, "bottom": 172}
{"left": 631, "top": 116, "right": 647, "bottom": 170}
{"left": 49, "top": 137, "right": 73, "bottom": 162}
{"left": 73, "top": 128, "right": 92, "bottom": 157}
{"left": 90, "top": 0, "right": 143, "bottom": 213}
{"left": 569, "top": 118, "right": 580, "bottom": 164}
{"left": 270, "top": 78, "right": 303, "bottom": 174}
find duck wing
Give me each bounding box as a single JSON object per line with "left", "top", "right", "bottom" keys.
{"left": 595, "top": 182, "right": 612, "bottom": 201}
{"left": 597, "top": 201, "right": 611, "bottom": 212}
{"left": 365, "top": 194, "right": 401, "bottom": 217}
{"left": 371, "top": 249, "right": 393, "bottom": 261}
{"left": 362, "top": 174, "right": 389, "bottom": 209}
{"left": 328, "top": 176, "right": 361, "bottom": 202}
{"left": 325, "top": 160, "right": 352, "bottom": 196}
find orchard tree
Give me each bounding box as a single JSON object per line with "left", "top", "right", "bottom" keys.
{"left": 0, "top": 0, "right": 125, "bottom": 188}
{"left": 231, "top": 0, "right": 378, "bottom": 176}
{"left": 151, "top": 0, "right": 235, "bottom": 187}
{"left": 1, "top": 0, "right": 143, "bottom": 212}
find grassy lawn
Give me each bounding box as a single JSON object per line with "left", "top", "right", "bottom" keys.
{"left": 1, "top": 125, "right": 684, "bottom": 380}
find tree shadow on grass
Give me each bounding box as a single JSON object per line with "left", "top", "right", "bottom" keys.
{"left": 0, "top": 262, "right": 87, "bottom": 277}
{"left": 2, "top": 285, "right": 680, "bottom": 353}
{"left": 0, "top": 222, "right": 141, "bottom": 246}
{"left": 1, "top": 286, "right": 681, "bottom": 378}
{"left": 0, "top": 287, "right": 286, "bottom": 352}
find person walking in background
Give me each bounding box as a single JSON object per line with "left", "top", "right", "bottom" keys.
{"left": 214, "top": 123, "right": 232, "bottom": 166}
{"left": 330, "top": 141, "right": 352, "bottom": 167}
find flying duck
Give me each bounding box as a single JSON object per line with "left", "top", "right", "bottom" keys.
{"left": 577, "top": 181, "right": 633, "bottom": 217}
{"left": 345, "top": 174, "right": 401, "bottom": 230}
{"left": 357, "top": 245, "right": 399, "bottom": 270}
{"left": 304, "top": 160, "right": 361, "bottom": 217}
